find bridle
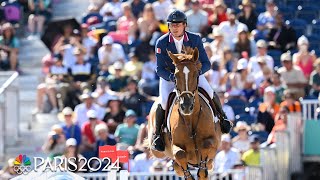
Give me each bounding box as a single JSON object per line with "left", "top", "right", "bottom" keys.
{"left": 174, "top": 61, "right": 199, "bottom": 104}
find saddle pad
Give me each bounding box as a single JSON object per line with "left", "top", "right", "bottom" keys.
{"left": 166, "top": 91, "right": 219, "bottom": 132}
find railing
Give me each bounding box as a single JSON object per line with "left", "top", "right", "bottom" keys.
{"left": 78, "top": 168, "right": 262, "bottom": 180}
{"left": 300, "top": 99, "right": 319, "bottom": 120}
{"left": 0, "top": 71, "right": 19, "bottom": 158}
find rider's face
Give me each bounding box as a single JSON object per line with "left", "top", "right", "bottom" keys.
{"left": 169, "top": 22, "right": 186, "bottom": 38}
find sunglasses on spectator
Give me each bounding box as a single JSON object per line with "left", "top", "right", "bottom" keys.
{"left": 238, "top": 129, "right": 247, "bottom": 132}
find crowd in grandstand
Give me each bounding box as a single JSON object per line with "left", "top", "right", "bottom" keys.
{"left": 1, "top": 0, "right": 320, "bottom": 178}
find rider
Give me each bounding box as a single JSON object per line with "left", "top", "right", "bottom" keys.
{"left": 152, "top": 10, "right": 232, "bottom": 152}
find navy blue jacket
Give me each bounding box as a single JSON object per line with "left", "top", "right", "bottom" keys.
{"left": 155, "top": 31, "right": 210, "bottom": 81}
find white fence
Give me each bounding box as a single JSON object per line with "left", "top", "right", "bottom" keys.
{"left": 300, "top": 99, "right": 319, "bottom": 120}
{"left": 78, "top": 168, "right": 262, "bottom": 180}
{"left": 0, "top": 71, "right": 19, "bottom": 158}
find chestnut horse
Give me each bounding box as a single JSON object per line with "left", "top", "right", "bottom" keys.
{"left": 147, "top": 47, "right": 222, "bottom": 180}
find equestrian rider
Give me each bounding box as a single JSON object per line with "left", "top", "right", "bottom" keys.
{"left": 152, "top": 10, "right": 232, "bottom": 152}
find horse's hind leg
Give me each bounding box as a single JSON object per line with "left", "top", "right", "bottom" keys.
{"left": 172, "top": 144, "right": 194, "bottom": 180}
{"left": 197, "top": 138, "right": 216, "bottom": 180}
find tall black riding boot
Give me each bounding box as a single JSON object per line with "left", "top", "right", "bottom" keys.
{"left": 151, "top": 104, "right": 166, "bottom": 152}
{"left": 212, "top": 92, "right": 233, "bottom": 133}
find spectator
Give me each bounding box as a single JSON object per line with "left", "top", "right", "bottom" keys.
{"left": 103, "top": 96, "right": 126, "bottom": 134}
{"left": 254, "top": 0, "right": 277, "bottom": 40}
{"left": 122, "top": 78, "right": 148, "bottom": 117}
{"left": 137, "top": 4, "right": 159, "bottom": 42}
{"left": 133, "top": 122, "right": 148, "bottom": 156}
{"left": 232, "top": 121, "right": 251, "bottom": 153}
{"left": 28, "top": 0, "right": 52, "bottom": 38}
{"left": 61, "top": 138, "right": 85, "bottom": 172}
{"left": 98, "top": 36, "right": 126, "bottom": 66}
{"left": 108, "top": 3, "right": 138, "bottom": 44}
{"left": 70, "top": 47, "right": 96, "bottom": 92}
{"left": 221, "top": 47, "right": 236, "bottom": 73}
{"left": 0, "top": 158, "right": 18, "bottom": 179}
{"left": 208, "top": 0, "right": 227, "bottom": 26}
{"left": 107, "top": 61, "right": 128, "bottom": 92}
{"left": 271, "top": 72, "right": 285, "bottom": 103}
{"left": 278, "top": 52, "right": 307, "bottom": 99}
{"left": 206, "top": 61, "right": 227, "bottom": 92}
{"left": 80, "top": 24, "right": 97, "bottom": 62}
{"left": 267, "top": 13, "right": 296, "bottom": 52}
{"left": 33, "top": 55, "right": 69, "bottom": 114}
{"left": 0, "top": 23, "right": 19, "bottom": 71}
{"left": 186, "top": 0, "right": 208, "bottom": 35}
{"left": 232, "top": 26, "right": 257, "bottom": 58}
{"left": 114, "top": 109, "right": 140, "bottom": 150}
{"left": 217, "top": 92, "right": 235, "bottom": 122}
{"left": 93, "top": 76, "right": 117, "bottom": 107}
{"left": 59, "top": 107, "right": 82, "bottom": 145}
{"left": 229, "top": 58, "right": 254, "bottom": 99}
{"left": 94, "top": 123, "right": 117, "bottom": 157}
{"left": 293, "top": 36, "right": 316, "bottom": 80}
{"left": 209, "top": 27, "right": 225, "bottom": 60}
{"left": 141, "top": 50, "right": 157, "bottom": 81}
{"left": 257, "top": 86, "right": 279, "bottom": 133}
{"left": 99, "top": 0, "right": 123, "bottom": 19}
{"left": 152, "top": 0, "right": 173, "bottom": 21}
{"left": 248, "top": 40, "right": 274, "bottom": 75}
{"left": 42, "top": 124, "right": 66, "bottom": 158}
{"left": 80, "top": 109, "right": 105, "bottom": 157}
{"left": 130, "top": 0, "right": 145, "bottom": 18}
{"left": 130, "top": 147, "right": 156, "bottom": 172}
{"left": 242, "top": 135, "right": 260, "bottom": 166}
{"left": 266, "top": 106, "right": 289, "bottom": 145}
{"left": 124, "top": 52, "right": 143, "bottom": 77}
{"left": 310, "top": 59, "right": 320, "bottom": 97}
{"left": 214, "top": 134, "right": 241, "bottom": 173}
{"left": 280, "top": 91, "right": 301, "bottom": 113}
{"left": 253, "top": 57, "right": 272, "bottom": 89}
{"left": 219, "top": 8, "right": 248, "bottom": 48}
{"left": 237, "top": 0, "right": 257, "bottom": 32}
{"left": 74, "top": 92, "right": 105, "bottom": 127}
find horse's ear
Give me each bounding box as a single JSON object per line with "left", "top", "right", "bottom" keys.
{"left": 196, "top": 61, "right": 202, "bottom": 71}
{"left": 192, "top": 47, "right": 199, "bottom": 62}
{"left": 167, "top": 49, "right": 179, "bottom": 64}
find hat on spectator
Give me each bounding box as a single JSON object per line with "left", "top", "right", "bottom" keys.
{"left": 51, "top": 124, "right": 63, "bottom": 134}
{"left": 297, "top": 35, "right": 309, "bottom": 46}
{"left": 87, "top": 109, "right": 97, "bottom": 119}
{"left": 191, "top": 0, "right": 200, "bottom": 5}
{"left": 66, "top": 138, "right": 77, "bottom": 146}
{"left": 125, "top": 109, "right": 137, "bottom": 117}
{"left": 73, "top": 47, "right": 85, "bottom": 55}
{"left": 58, "top": 107, "right": 75, "bottom": 122}
{"left": 237, "top": 26, "right": 248, "bottom": 33}
{"left": 266, "top": 0, "right": 275, "bottom": 5}
{"left": 281, "top": 51, "right": 292, "bottom": 61}
{"left": 2, "top": 22, "right": 14, "bottom": 31}
{"left": 264, "top": 86, "right": 275, "bottom": 94}
{"left": 80, "top": 92, "right": 94, "bottom": 100}
{"left": 102, "top": 35, "right": 114, "bottom": 45}
{"left": 256, "top": 40, "right": 267, "bottom": 48}
{"left": 237, "top": 58, "right": 248, "bottom": 70}
{"left": 239, "top": 0, "right": 255, "bottom": 9}
{"left": 109, "top": 61, "right": 124, "bottom": 75}
{"left": 234, "top": 121, "right": 251, "bottom": 132}
{"left": 214, "top": 0, "right": 226, "bottom": 8}
{"left": 226, "top": 8, "right": 236, "bottom": 15}
{"left": 94, "top": 123, "right": 108, "bottom": 137}
{"left": 249, "top": 135, "right": 260, "bottom": 143}
{"left": 221, "top": 134, "right": 231, "bottom": 143}
{"left": 212, "top": 27, "right": 223, "bottom": 37}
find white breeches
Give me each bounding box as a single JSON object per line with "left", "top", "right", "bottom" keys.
{"left": 159, "top": 75, "right": 214, "bottom": 110}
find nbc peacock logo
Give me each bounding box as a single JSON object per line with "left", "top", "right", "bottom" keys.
{"left": 13, "top": 154, "right": 32, "bottom": 174}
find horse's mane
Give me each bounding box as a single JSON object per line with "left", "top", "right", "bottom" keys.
{"left": 173, "top": 46, "right": 197, "bottom": 65}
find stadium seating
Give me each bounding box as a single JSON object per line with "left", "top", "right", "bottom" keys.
{"left": 251, "top": 131, "right": 269, "bottom": 143}
{"left": 287, "top": 18, "right": 308, "bottom": 38}
{"left": 226, "top": 98, "right": 247, "bottom": 115}
{"left": 268, "top": 49, "right": 282, "bottom": 68}
{"left": 235, "top": 113, "right": 256, "bottom": 125}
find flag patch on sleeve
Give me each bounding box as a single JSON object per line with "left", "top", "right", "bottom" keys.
{"left": 156, "top": 48, "right": 161, "bottom": 54}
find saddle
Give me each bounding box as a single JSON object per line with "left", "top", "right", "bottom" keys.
{"left": 164, "top": 87, "right": 219, "bottom": 132}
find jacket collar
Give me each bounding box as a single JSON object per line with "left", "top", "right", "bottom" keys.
{"left": 169, "top": 32, "right": 189, "bottom": 43}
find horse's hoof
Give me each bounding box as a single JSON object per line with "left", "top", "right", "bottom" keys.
{"left": 197, "top": 169, "right": 208, "bottom": 179}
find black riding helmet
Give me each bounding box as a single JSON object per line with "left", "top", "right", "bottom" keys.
{"left": 167, "top": 10, "right": 187, "bottom": 23}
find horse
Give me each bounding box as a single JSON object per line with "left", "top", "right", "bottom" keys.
{"left": 146, "top": 47, "right": 222, "bottom": 180}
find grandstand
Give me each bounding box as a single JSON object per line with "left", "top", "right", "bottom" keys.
{"left": 0, "top": 0, "right": 320, "bottom": 179}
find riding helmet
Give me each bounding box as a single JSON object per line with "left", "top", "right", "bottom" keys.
{"left": 167, "top": 10, "right": 187, "bottom": 23}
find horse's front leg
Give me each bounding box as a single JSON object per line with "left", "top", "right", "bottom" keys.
{"left": 197, "top": 138, "right": 216, "bottom": 180}
{"left": 172, "top": 144, "right": 194, "bottom": 180}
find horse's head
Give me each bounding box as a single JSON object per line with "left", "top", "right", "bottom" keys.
{"left": 168, "top": 47, "right": 202, "bottom": 115}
